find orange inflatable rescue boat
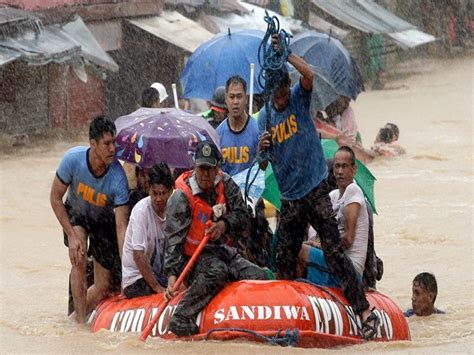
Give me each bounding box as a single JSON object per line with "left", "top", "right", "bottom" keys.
{"left": 91, "top": 280, "right": 410, "bottom": 348}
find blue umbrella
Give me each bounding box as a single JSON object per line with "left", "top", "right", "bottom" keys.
{"left": 289, "top": 31, "right": 365, "bottom": 112}
{"left": 180, "top": 29, "right": 266, "bottom": 100}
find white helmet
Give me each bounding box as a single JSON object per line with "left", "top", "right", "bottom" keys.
{"left": 150, "top": 82, "right": 168, "bottom": 103}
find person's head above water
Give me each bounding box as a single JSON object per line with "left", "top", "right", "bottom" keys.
{"left": 384, "top": 122, "right": 400, "bottom": 142}
{"left": 375, "top": 127, "right": 394, "bottom": 144}
{"left": 411, "top": 272, "right": 439, "bottom": 316}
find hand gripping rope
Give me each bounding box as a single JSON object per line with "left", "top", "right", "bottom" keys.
{"left": 244, "top": 12, "right": 292, "bottom": 207}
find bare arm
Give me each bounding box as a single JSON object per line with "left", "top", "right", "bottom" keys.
{"left": 271, "top": 34, "right": 313, "bottom": 91}
{"left": 257, "top": 131, "right": 271, "bottom": 170}
{"left": 50, "top": 176, "right": 85, "bottom": 265}
{"left": 341, "top": 202, "right": 361, "bottom": 249}
{"left": 50, "top": 176, "right": 74, "bottom": 237}
{"left": 336, "top": 134, "right": 375, "bottom": 164}
{"left": 115, "top": 205, "right": 129, "bottom": 259}
{"left": 133, "top": 250, "right": 164, "bottom": 293}
{"left": 287, "top": 53, "right": 313, "bottom": 92}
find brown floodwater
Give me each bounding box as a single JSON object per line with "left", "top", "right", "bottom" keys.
{"left": 0, "top": 56, "right": 473, "bottom": 353}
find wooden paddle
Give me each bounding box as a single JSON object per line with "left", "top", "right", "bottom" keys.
{"left": 139, "top": 233, "right": 211, "bottom": 341}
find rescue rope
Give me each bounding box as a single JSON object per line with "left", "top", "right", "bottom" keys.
{"left": 295, "top": 278, "right": 365, "bottom": 338}
{"left": 204, "top": 327, "right": 300, "bottom": 346}
{"left": 257, "top": 11, "right": 292, "bottom": 135}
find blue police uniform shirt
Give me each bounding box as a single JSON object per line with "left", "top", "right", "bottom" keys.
{"left": 258, "top": 82, "right": 328, "bottom": 200}
{"left": 56, "top": 146, "right": 129, "bottom": 223}
{"left": 216, "top": 116, "right": 260, "bottom": 176}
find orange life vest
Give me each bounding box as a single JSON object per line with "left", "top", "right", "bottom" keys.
{"left": 175, "top": 170, "right": 226, "bottom": 256}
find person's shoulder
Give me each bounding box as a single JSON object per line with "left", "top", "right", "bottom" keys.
{"left": 221, "top": 171, "right": 233, "bottom": 183}
{"left": 329, "top": 188, "right": 339, "bottom": 200}
{"left": 343, "top": 182, "right": 363, "bottom": 199}
{"left": 109, "top": 160, "right": 126, "bottom": 175}
{"left": 403, "top": 309, "right": 415, "bottom": 317}
{"left": 248, "top": 115, "right": 260, "bottom": 129}
{"left": 167, "top": 188, "right": 190, "bottom": 212}
{"left": 216, "top": 118, "right": 228, "bottom": 133}
{"left": 64, "top": 146, "right": 88, "bottom": 159}
{"left": 344, "top": 183, "right": 365, "bottom": 204}
{"left": 293, "top": 81, "right": 311, "bottom": 96}
{"left": 130, "top": 195, "right": 150, "bottom": 216}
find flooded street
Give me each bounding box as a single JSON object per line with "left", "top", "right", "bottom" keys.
{"left": 0, "top": 56, "right": 472, "bottom": 353}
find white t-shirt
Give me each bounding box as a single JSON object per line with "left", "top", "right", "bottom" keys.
{"left": 121, "top": 196, "right": 166, "bottom": 289}
{"left": 329, "top": 183, "right": 369, "bottom": 275}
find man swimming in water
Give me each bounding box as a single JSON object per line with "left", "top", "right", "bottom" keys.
{"left": 404, "top": 272, "right": 445, "bottom": 317}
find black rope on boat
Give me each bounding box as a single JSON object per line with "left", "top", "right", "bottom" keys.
{"left": 204, "top": 327, "right": 300, "bottom": 346}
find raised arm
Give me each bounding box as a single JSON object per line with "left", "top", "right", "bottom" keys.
{"left": 287, "top": 53, "right": 313, "bottom": 92}
{"left": 271, "top": 34, "right": 313, "bottom": 91}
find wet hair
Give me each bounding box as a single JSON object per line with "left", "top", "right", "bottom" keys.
{"left": 385, "top": 122, "right": 399, "bottom": 140}
{"left": 225, "top": 75, "right": 247, "bottom": 93}
{"left": 148, "top": 162, "right": 174, "bottom": 189}
{"left": 335, "top": 146, "right": 356, "bottom": 165}
{"left": 376, "top": 127, "right": 394, "bottom": 144}
{"left": 273, "top": 67, "right": 291, "bottom": 91}
{"left": 413, "top": 272, "right": 438, "bottom": 303}
{"left": 141, "top": 87, "right": 160, "bottom": 108}
{"left": 89, "top": 115, "right": 116, "bottom": 141}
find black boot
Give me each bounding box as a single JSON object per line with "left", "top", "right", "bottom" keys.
{"left": 168, "top": 314, "right": 199, "bottom": 337}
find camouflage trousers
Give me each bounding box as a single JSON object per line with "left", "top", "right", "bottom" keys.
{"left": 277, "top": 179, "right": 370, "bottom": 315}
{"left": 172, "top": 247, "right": 268, "bottom": 322}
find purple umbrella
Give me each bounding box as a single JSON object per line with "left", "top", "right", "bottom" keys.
{"left": 115, "top": 108, "right": 220, "bottom": 169}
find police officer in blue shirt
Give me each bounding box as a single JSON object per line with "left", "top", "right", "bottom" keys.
{"left": 258, "top": 34, "right": 379, "bottom": 340}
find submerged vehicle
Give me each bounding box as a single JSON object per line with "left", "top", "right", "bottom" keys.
{"left": 90, "top": 280, "right": 410, "bottom": 348}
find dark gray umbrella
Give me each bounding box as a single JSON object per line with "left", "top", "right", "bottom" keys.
{"left": 290, "top": 31, "right": 365, "bottom": 112}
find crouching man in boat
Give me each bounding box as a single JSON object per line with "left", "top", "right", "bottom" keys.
{"left": 297, "top": 146, "right": 369, "bottom": 288}
{"left": 257, "top": 34, "right": 378, "bottom": 340}
{"left": 50, "top": 116, "right": 129, "bottom": 323}
{"left": 121, "top": 163, "right": 174, "bottom": 298}
{"left": 164, "top": 141, "right": 269, "bottom": 337}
